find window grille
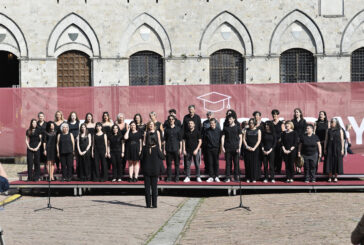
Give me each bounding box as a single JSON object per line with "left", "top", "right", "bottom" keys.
{"left": 280, "top": 48, "right": 315, "bottom": 83}
{"left": 210, "top": 49, "right": 245, "bottom": 84}
{"left": 351, "top": 47, "right": 364, "bottom": 82}
{"left": 129, "top": 51, "right": 164, "bottom": 86}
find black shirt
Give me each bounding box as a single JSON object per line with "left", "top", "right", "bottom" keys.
{"left": 183, "top": 129, "right": 201, "bottom": 153}
{"left": 204, "top": 127, "right": 221, "bottom": 149}
{"left": 164, "top": 126, "right": 182, "bottom": 152}
{"left": 315, "top": 120, "right": 328, "bottom": 142}
{"left": 27, "top": 129, "right": 41, "bottom": 148}
{"left": 292, "top": 118, "right": 307, "bottom": 139}
{"left": 202, "top": 119, "right": 221, "bottom": 138}
{"left": 182, "top": 114, "right": 202, "bottom": 133}
{"left": 223, "top": 124, "right": 242, "bottom": 150}
{"left": 300, "top": 134, "right": 320, "bottom": 156}
{"left": 281, "top": 131, "right": 299, "bottom": 150}
{"left": 36, "top": 121, "right": 47, "bottom": 137}
{"left": 271, "top": 120, "right": 283, "bottom": 140}
{"left": 59, "top": 133, "right": 73, "bottom": 154}
{"left": 163, "top": 119, "right": 182, "bottom": 129}
{"left": 109, "top": 134, "right": 123, "bottom": 152}
{"left": 262, "top": 132, "right": 276, "bottom": 151}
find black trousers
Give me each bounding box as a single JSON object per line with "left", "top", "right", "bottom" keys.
{"left": 303, "top": 153, "right": 318, "bottom": 181}
{"left": 166, "top": 151, "right": 179, "bottom": 179}
{"left": 206, "top": 148, "right": 219, "bottom": 178}
{"left": 111, "top": 151, "right": 122, "bottom": 179}
{"left": 225, "top": 150, "right": 240, "bottom": 178}
{"left": 79, "top": 151, "right": 91, "bottom": 180}
{"left": 144, "top": 175, "right": 158, "bottom": 207}
{"left": 27, "top": 149, "right": 40, "bottom": 181}
{"left": 262, "top": 151, "right": 275, "bottom": 179}
{"left": 274, "top": 143, "right": 283, "bottom": 173}
{"left": 94, "top": 149, "right": 108, "bottom": 181}
{"left": 284, "top": 151, "right": 295, "bottom": 179}
{"left": 60, "top": 153, "right": 73, "bottom": 180}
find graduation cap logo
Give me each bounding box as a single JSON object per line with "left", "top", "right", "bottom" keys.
{"left": 197, "top": 92, "right": 231, "bottom": 113}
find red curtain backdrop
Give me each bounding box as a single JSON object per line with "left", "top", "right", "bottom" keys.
{"left": 1, "top": 82, "right": 363, "bottom": 156}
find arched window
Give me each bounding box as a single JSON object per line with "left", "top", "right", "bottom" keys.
{"left": 0, "top": 51, "right": 19, "bottom": 87}
{"left": 351, "top": 47, "right": 364, "bottom": 82}
{"left": 129, "top": 51, "right": 164, "bottom": 86}
{"left": 210, "top": 49, "right": 245, "bottom": 84}
{"left": 57, "top": 50, "right": 91, "bottom": 87}
{"left": 280, "top": 48, "right": 315, "bottom": 83}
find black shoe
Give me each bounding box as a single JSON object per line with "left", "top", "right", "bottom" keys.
{"left": 152, "top": 206, "right": 157, "bottom": 208}
{"left": 166, "top": 178, "right": 171, "bottom": 182}
{"left": 128, "top": 178, "right": 132, "bottom": 182}
{"left": 175, "top": 177, "right": 179, "bottom": 183}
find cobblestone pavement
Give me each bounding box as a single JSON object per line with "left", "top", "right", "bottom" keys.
{"left": 177, "top": 192, "right": 364, "bottom": 245}
{"left": 0, "top": 195, "right": 186, "bottom": 245}
{"left": 1, "top": 163, "right": 26, "bottom": 181}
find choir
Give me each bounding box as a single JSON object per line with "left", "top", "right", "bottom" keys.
{"left": 26, "top": 107, "right": 347, "bottom": 185}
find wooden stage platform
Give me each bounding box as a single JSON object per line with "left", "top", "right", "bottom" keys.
{"left": 10, "top": 154, "right": 364, "bottom": 196}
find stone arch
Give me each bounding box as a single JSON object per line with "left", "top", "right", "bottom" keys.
{"left": 0, "top": 13, "right": 28, "bottom": 58}
{"left": 269, "top": 9, "right": 324, "bottom": 55}
{"left": 119, "top": 13, "right": 172, "bottom": 57}
{"left": 199, "top": 11, "right": 253, "bottom": 57}
{"left": 341, "top": 10, "right": 364, "bottom": 54}
{"left": 47, "top": 13, "right": 100, "bottom": 57}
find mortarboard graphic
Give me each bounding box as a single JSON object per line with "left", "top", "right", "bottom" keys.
{"left": 197, "top": 92, "right": 231, "bottom": 113}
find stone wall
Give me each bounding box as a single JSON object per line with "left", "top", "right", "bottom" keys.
{"left": 0, "top": 0, "right": 362, "bottom": 86}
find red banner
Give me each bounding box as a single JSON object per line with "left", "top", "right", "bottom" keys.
{"left": 1, "top": 82, "right": 364, "bottom": 156}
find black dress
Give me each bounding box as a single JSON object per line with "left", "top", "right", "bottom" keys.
{"left": 94, "top": 133, "right": 108, "bottom": 181}
{"left": 125, "top": 131, "right": 142, "bottom": 161}
{"left": 315, "top": 120, "right": 328, "bottom": 144}
{"left": 44, "top": 132, "right": 57, "bottom": 161}
{"left": 79, "top": 134, "right": 91, "bottom": 180}
{"left": 324, "top": 128, "right": 343, "bottom": 175}
{"left": 292, "top": 118, "right": 307, "bottom": 140}
{"left": 37, "top": 121, "right": 47, "bottom": 163}
{"left": 69, "top": 121, "right": 80, "bottom": 140}
{"left": 244, "top": 128, "right": 260, "bottom": 181}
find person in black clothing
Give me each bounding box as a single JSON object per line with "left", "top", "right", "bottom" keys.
{"left": 281, "top": 121, "right": 299, "bottom": 183}
{"left": 26, "top": 119, "right": 42, "bottom": 181}
{"left": 141, "top": 121, "right": 163, "bottom": 208}
{"left": 108, "top": 124, "right": 124, "bottom": 182}
{"left": 204, "top": 118, "right": 222, "bottom": 182}
{"left": 163, "top": 109, "right": 182, "bottom": 129}
{"left": 102, "top": 112, "right": 113, "bottom": 170}
{"left": 253, "top": 111, "right": 265, "bottom": 130}
{"left": 270, "top": 109, "right": 285, "bottom": 174}
{"left": 164, "top": 115, "right": 182, "bottom": 182}
{"left": 57, "top": 123, "right": 75, "bottom": 181}
{"left": 124, "top": 121, "right": 143, "bottom": 182}
{"left": 68, "top": 111, "right": 80, "bottom": 140}
{"left": 43, "top": 121, "right": 57, "bottom": 181}
{"left": 182, "top": 105, "right": 202, "bottom": 175}
{"left": 115, "top": 113, "right": 128, "bottom": 175}
{"left": 223, "top": 109, "right": 239, "bottom": 129}
{"left": 324, "top": 118, "right": 344, "bottom": 182}
{"left": 221, "top": 115, "right": 242, "bottom": 182}
{"left": 298, "top": 124, "right": 321, "bottom": 183}
{"left": 183, "top": 120, "right": 202, "bottom": 182}
{"left": 292, "top": 108, "right": 307, "bottom": 174}
{"left": 93, "top": 122, "right": 108, "bottom": 182}
{"left": 314, "top": 111, "right": 328, "bottom": 162}
{"left": 261, "top": 122, "right": 276, "bottom": 183}
{"left": 201, "top": 111, "right": 221, "bottom": 174}
{"left": 243, "top": 118, "right": 261, "bottom": 183}
{"left": 37, "top": 112, "right": 47, "bottom": 170}
{"left": 134, "top": 113, "right": 146, "bottom": 132}
{"left": 77, "top": 123, "right": 92, "bottom": 181}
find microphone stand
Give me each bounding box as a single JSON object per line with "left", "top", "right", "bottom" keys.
{"left": 225, "top": 172, "right": 251, "bottom": 212}
{"left": 34, "top": 170, "right": 63, "bottom": 212}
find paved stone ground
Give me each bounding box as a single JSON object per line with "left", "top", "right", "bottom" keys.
{"left": 177, "top": 192, "right": 364, "bottom": 245}
{"left": 1, "top": 163, "right": 26, "bottom": 181}
{"left": 0, "top": 195, "right": 186, "bottom": 245}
